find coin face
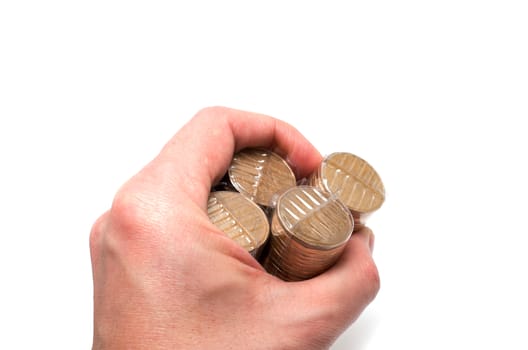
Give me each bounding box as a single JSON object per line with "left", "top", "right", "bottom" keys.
{"left": 316, "top": 152, "right": 385, "bottom": 214}
{"left": 263, "top": 186, "right": 353, "bottom": 281}
{"left": 207, "top": 191, "right": 269, "bottom": 257}
{"left": 228, "top": 148, "right": 296, "bottom": 207}
{"left": 277, "top": 186, "right": 353, "bottom": 249}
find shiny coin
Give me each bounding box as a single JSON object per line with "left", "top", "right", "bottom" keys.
{"left": 228, "top": 148, "right": 296, "bottom": 207}
{"left": 311, "top": 152, "right": 385, "bottom": 231}
{"left": 207, "top": 191, "right": 270, "bottom": 258}
{"left": 263, "top": 185, "right": 353, "bottom": 281}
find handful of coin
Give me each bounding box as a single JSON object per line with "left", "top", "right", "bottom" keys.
{"left": 207, "top": 148, "right": 385, "bottom": 281}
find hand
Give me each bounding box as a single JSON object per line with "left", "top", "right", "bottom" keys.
{"left": 89, "top": 106, "right": 380, "bottom": 350}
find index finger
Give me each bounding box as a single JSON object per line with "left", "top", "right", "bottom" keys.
{"left": 156, "top": 106, "right": 322, "bottom": 205}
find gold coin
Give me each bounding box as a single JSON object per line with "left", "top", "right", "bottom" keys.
{"left": 228, "top": 148, "right": 296, "bottom": 207}
{"left": 311, "top": 152, "right": 385, "bottom": 230}
{"left": 263, "top": 186, "right": 353, "bottom": 281}
{"left": 207, "top": 191, "right": 269, "bottom": 258}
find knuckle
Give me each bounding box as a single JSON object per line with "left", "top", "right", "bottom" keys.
{"left": 194, "top": 106, "right": 227, "bottom": 118}
{"left": 89, "top": 211, "right": 108, "bottom": 258}
{"left": 90, "top": 213, "right": 108, "bottom": 251}
{"left": 110, "top": 189, "right": 152, "bottom": 239}
{"left": 360, "top": 258, "right": 381, "bottom": 300}
{"left": 192, "top": 106, "right": 230, "bottom": 126}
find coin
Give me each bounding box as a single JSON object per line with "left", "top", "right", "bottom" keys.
{"left": 228, "top": 148, "right": 296, "bottom": 207}
{"left": 310, "top": 152, "right": 385, "bottom": 231}
{"left": 207, "top": 191, "right": 270, "bottom": 258}
{"left": 263, "top": 186, "right": 353, "bottom": 281}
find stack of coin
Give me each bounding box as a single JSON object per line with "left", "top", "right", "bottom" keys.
{"left": 207, "top": 148, "right": 296, "bottom": 260}
{"left": 207, "top": 191, "right": 270, "bottom": 258}
{"left": 262, "top": 186, "right": 354, "bottom": 281}
{"left": 310, "top": 152, "right": 385, "bottom": 231}
{"left": 207, "top": 148, "right": 384, "bottom": 282}
{"left": 228, "top": 148, "right": 297, "bottom": 208}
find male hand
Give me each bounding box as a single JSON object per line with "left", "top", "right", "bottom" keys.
{"left": 90, "top": 107, "right": 380, "bottom": 349}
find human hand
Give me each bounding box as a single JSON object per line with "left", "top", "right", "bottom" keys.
{"left": 89, "top": 107, "right": 380, "bottom": 349}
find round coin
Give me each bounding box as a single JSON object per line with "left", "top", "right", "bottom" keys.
{"left": 263, "top": 185, "right": 353, "bottom": 281}
{"left": 310, "top": 152, "right": 385, "bottom": 231}
{"left": 228, "top": 148, "right": 296, "bottom": 207}
{"left": 207, "top": 191, "right": 270, "bottom": 258}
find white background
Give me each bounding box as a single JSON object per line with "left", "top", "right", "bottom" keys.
{"left": 1, "top": 1, "right": 527, "bottom": 349}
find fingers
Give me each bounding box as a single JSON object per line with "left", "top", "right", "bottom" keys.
{"left": 328, "top": 227, "right": 379, "bottom": 305}
{"left": 287, "top": 227, "right": 380, "bottom": 324}
{"left": 153, "top": 106, "right": 322, "bottom": 205}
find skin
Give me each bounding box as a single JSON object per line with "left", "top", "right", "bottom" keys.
{"left": 90, "top": 106, "right": 380, "bottom": 350}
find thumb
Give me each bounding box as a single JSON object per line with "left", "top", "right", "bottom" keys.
{"left": 290, "top": 228, "right": 380, "bottom": 326}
